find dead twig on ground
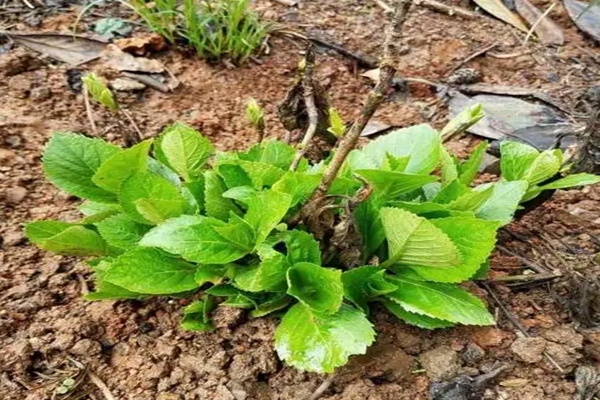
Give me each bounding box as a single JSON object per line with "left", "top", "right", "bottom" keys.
{"left": 448, "top": 42, "right": 498, "bottom": 74}
{"left": 414, "top": 0, "right": 478, "bottom": 18}
{"left": 87, "top": 372, "right": 116, "bottom": 400}
{"left": 497, "top": 244, "right": 550, "bottom": 274}
{"left": 83, "top": 87, "right": 98, "bottom": 136}
{"left": 522, "top": 2, "right": 557, "bottom": 47}
{"left": 308, "top": 36, "right": 378, "bottom": 69}
{"left": 120, "top": 109, "right": 143, "bottom": 146}
{"left": 306, "top": 374, "right": 336, "bottom": 400}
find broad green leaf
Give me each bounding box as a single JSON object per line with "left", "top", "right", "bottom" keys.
{"left": 381, "top": 299, "right": 453, "bottom": 329}
{"left": 213, "top": 213, "right": 255, "bottom": 251}
{"left": 540, "top": 173, "right": 600, "bottom": 190}
{"left": 409, "top": 216, "right": 500, "bottom": 282}
{"left": 275, "top": 303, "right": 375, "bottom": 373}
{"left": 346, "top": 149, "right": 378, "bottom": 171}
{"left": 234, "top": 245, "right": 290, "bottom": 292}
{"left": 354, "top": 170, "right": 438, "bottom": 199}
{"left": 205, "top": 284, "right": 257, "bottom": 309}
{"left": 500, "top": 141, "right": 539, "bottom": 181}
{"left": 86, "top": 260, "right": 146, "bottom": 301}
{"left": 342, "top": 266, "right": 397, "bottom": 312}
{"left": 244, "top": 190, "right": 292, "bottom": 245}
{"left": 447, "top": 186, "right": 494, "bottom": 212}
{"left": 272, "top": 171, "right": 321, "bottom": 207}
{"left": 43, "top": 132, "right": 120, "bottom": 202}
{"left": 525, "top": 149, "right": 561, "bottom": 185}
{"left": 157, "top": 122, "right": 214, "bottom": 181}
{"left": 185, "top": 178, "right": 205, "bottom": 212}
{"left": 92, "top": 140, "right": 152, "bottom": 193}
{"left": 251, "top": 293, "right": 293, "bottom": 318}
{"left": 26, "top": 221, "right": 107, "bottom": 256}
{"left": 380, "top": 208, "right": 461, "bottom": 268}
{"left": 181, "top": 298, "right": 215, "bottom": 331}
{"left": 361, "top": 124, "right": 441, "bottom": 174}
{"left": 140, "top": 215, "right": 249, "bottom": 264}
{"left": 95, "top": 213, "right": 150, "bottom": 250}
{"left": 195, "top": 264, "right": 231, "bottom": 286}
{"left": 386, "top": 276, "right": 494, "bottom": 325}
{"left": 273, "top": 230, "right": 321, "bottom": 265}
{"left": 287, "top": 262, "right": 343, "bottom": 314}
{"left": 474, "top": 180, "right": 528, "bottom": 224}
{"left": 432, "top": 180, "right": 470, "bottom": 204}
{"left": 439, "top": 146, "right": 458, "bottom": 184}
{"left": 222, "top": 186, "right": 256, "bottom": 204}
{"left": 389, "top": 201, "right": 449, "bottom": 216}
{"left": 104, "top": 248, "right": 198, "bottom": 294}
{"left": 239, "top": 140, "right": 296, "bottom": 169}
{"left": 235, "top": 160, "right": 286, "bottom": 188}
{"left": 119, "top": 171, "right": 189, "bottom": 225}
{"left": 458, "top": 141, "right": 487, "bottom": 185}
{"left": 204, "top": 170, "right": 241, "bottom": 221}
{"left": 354, "top": 197, "right": 386, "bottom": 257}
{"left": 78, "top": 201, "right": 121, "bottom": 223}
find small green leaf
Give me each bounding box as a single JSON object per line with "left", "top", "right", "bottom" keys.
{"left": 458, "top": 141, "right": 487, "bottom": 185}
{"left": 245, "top": 98, "right": 265, "bottom": 129}
{"left": 86, "top": 260, "right": 146, "bottom": 301}
{"left": 273, "top": 230, "right": 322, "bottom": 265}
{"left": 500, "top": 141, "right": 539, "bottom": 181}
{"left": 447, "top": 186, "right": 494, "bottom": 212}
{"left": 95, "top": 213, "right": 150, "bottom": 250}
{"left": 140, "top": 215, "right": 249, "bottom": 264}
{"left": 204, "top": 170, "right": 241, "bottom": 221}
{"left": 354, "top": 170, "right": 438, "bottom": 199}
{"left": 251, "top": 293, "right": 293, "bottom": 318}
{"left": 382, "top": 299, "right": 453, "bottom": 329}
{"left": 380, "top": 208, "right": 462, "bottom": 268}
{"left": 157, "top": 122, "right": 214, "bottom": 181}
{"left": 234, "top": 245, "right": 290, "bottom": 292}
{"left": 525, "top": 149, "right": 562, "bottom": 185}
{"left": 195, "top": 264, "right": 231, "bottom": 286}
{"left": 272, "top": 171, "right": 321, "bottom": 207}
{"left": 474, "top": 180, "right": 528, "bottom": 224}
{"left": 275, "top": 303, "right": 375, "bottom": 373}
{"left": 354, "top": 197, "right": 386, "bottom": 257}
{"left": 327, "top": 107, "right": 345, "bottom": 138}
{"left": 244, "top": 190, "right": 292, "bottom": 246}
{"left": 104, "top": 248, "right": 198, "bottom": 294}
{"left": 181, "top": 298, "right": 216, "bottom": 331}
{"left": 213, "top": 213, "right": 255, "bottom": 251}
{"left": 43, "top": 133, "right": 120, "bottom": 202}
{"left": 222, "top": 186, "right": 257, "bottom": 204}
{"left": 92, "top": 140, "right": 152, "bottom": 193}
{"left": 386, "top": 276, "right": 494, "bottom": 325}
{"left": 287, "top": 262, "right": 343, "bottom": 314}
{"left": 82, "top": 73, "right": 118, "bottom": 111}
{"left": 239, "top": 140, "right": 297, "bottom": 170}
{"left": 342, "top": 266, "right": 397, "bottom": 312}
{"left": 26, "top": 221, "right": 107, "bottom": 256}
{"left": 540, "top": 173, "right": 600, "bottom": 190}
{"left": 432, "top": 180, "right": 470, "bottom": 204}
{"left": 441, "top": 104, "right": 484, "bottom": 140}
{"left": 439, "top": 146, "right": 459, "bottom": 184}
{"left": 78, "top": 201, "right": 121, "bottom": 223}
{"left": 235, "top": 160, "right": 286, "bottom": 188}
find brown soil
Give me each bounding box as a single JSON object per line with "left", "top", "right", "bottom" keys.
{"left": 1, "top": 0, "right": 600, "bottom": 399}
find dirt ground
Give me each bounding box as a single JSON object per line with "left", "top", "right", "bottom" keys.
{"left": 1, "top": 0, "right": 600, "bottom": 399}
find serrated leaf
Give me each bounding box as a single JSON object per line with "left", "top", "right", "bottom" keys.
{"left": 119, "top": 171, "right": 189, "bottom": 225}
{"left": 251, "top": 293, "right": 293, "bottom": 318}
{"left": 157, "top": 122, "right": 214, "bottom": 181}
{"left": 82, "top": 73, "right": 118, "bottom": 111}
{"left": 287, "top": 262, "right": 343, "bottom": 314}
{"left": 234, "top": 245, "right": 290, "bottom": 292}
{"left": 354, "top": 170, "right": 438, "bottom": 199}
{"left": 342, "top": 266, "right": 397, "bottom": 312}
{"left": 195, "top": 264, "right": 231, "bottom": 286}
{"left": 86, "top": 260, "right": 146, "bottom": 301}
{"left": 381, "top": 299, "right": 453, "bottom": 329}
{"left": 235, "top": 160, "right": 286, "bottom": 188}
{"left": 525, "top": 149, "right": 562, "bottom": 185}
{"left": 92, "top": 140, "right": 152, "bottom": 193}
{"left": 474, "top": 180, "right": 528, "bottom": 224}
{"left": 273, "top": 230, "right": 321, "bottom": 265}
{"left": 439, "top": 146, "right": 459, "bottom": 184}
{"left": 206, "top": 284, "right": 257, "bottom": 309}
{"left": 239, "top": 140, "right": 296, "bottom": 169}
{"left": 354, "top": 197, "right": 386, "bottom": 257}
{"left": 222, "top": 186, "right": 257, "bottom": 204}
{"left": 95, "top": 213, "right": 150, "bottom": 250}
{"left": 386, "top": 276, "right": 494, "bottom": 325}
{"left": 244, "top": 190, "right": 292, "bottom": 246}
{"left": 103, "top": 248, "right": 198, "bottom": 294}
{"left": 272, "top": 171, "right": 321, "bottom": 207}
{"left": 181, "top": 298, "right": 216, "bottom": 331}
{"left": 382, "top": 154, "right": 410, "bottom": 172}
{"left": 327, "top": 107, "right": 345, "bottom": 138}
{"left": 213, "top": 213, "right": 255, "bottom": 251}
{"left": 409, "top": 216, "right": 500, "bottom": 282}
{"left": 432, "top": 180, "right": 470, "bottom": 204}
{"left": 140, "top": 215, "right": 249, "bottom": 264}
{"left": 204, "top": 170, "right": 241, "bottom": 221}
{"left": 361, "top": 124, "right": 441, "bottom": 174}
{"left": 275, "top": 303, "right": 375, "bottom": 373}
{"left": 380, "top": 208, "right": 461, "bottom": 268}
{"left": 500, "top": 141, "right": 540, "bottom": 181}
{"left": 43, "top": 132, "right": 121, "bottom": 202}
{"left": 26, "top": 221, "right": 107, "bottom": 256}
{"left": 78, "top": 201, "right": 121, "bottom": 223}
{"left": 458, "top": 141, "right": 487, "bottom": 185}
{"left": 540, "top": 173, "right": 600, "bottom": 190}
{"left": 447, "top": 186, "right": 494, "bottom": 212}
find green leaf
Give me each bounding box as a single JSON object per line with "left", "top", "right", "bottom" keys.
{"left": 222, "top": 186, "right": 256, "bottom": 204}
{"left": 184, "top": 178, "right": 205, "bottom": 212}
{"left": 386, "top": 276, "right": 494, "bottom": 325}
{"left": 43, "top": 132, "right": 120, "bottom": 202}
{"left": 119, "top": 171, "right": 189, "bottom": 225}
{"left": 409, "top": 216, "right": 500, "bottom": 282}
{"left": 251, "top": 293, "right": 293, "bottom": 318}
{"left": 525, "top": 149, "right": 562, "bottom": 185}
{"left": 82, "top": 73, "right": 118, "bottom": 111}
{"left": 140, "top": 215, "right": 249, "bottom": 264}
{"left": 272, "top": 171, "right": 321, "bottom": 207}
{"left": 157, "top": 122, "right": 214, "bottom": 181}
{"left": 380, "top": 208, "right": 461, "bottom": 268}
{"left": 95, "top": 213, "right": 150, "bottom": 250}
{"left": 234, "top": 245, "right": 290, "bottom": 292}
{"left": 474, "top": 180, "right": 528, "bottom": 224}
{"left": 500, "top": 141, "right": 539, "bottom": 181}
{"left": 213, "top": 213, "right": 255, "bottom": 251}
{"left": 327, "top": 107, "right": 345, "bottom": 138}
{"left": 447, "top": 186, "right": 494, "bottom": 212}
{"left": 204, "top": 170, "right": 241, "bottom": 221}
{"left": 195, "top": 264, "right": 231, "bottom": 286}
{"left": 540, "top": 173, "right": 600, "bottom": 190}
{"left": 86, "top": 260, "right": 146, "bottom": 301}
{"left": 92, "top": 140, "right": 152, "bottom": 193}
{"left": 235, "top": 160, "right": 286, "bottom": 188}
{"left": 441, "top": 104, "right": 485, "bottom": 140}
{"left": 206, "top": 285, "right": 257, "bottom": 309}
{"left": 439, "top": 146, "right": 459, "bottom": 184}
{"left": 458, "top": 142, "right": 487, "bottom": 185}
{"left": 287, "top": 262, "right": 343, "bottom": 314}
{"left": 275, "top": 303, "right": 375, "bottom": 373}
{"left": 181, "top": 298, "right": 216, "bottom": 331}
{"left": 78, "top": 201, "right": 121, "bottom": 223}
{"left": 354, "top": 170, "right": 438, "bottom": 199}
{"left": 103, "top": 248, "right": 198, "bottom": 294}
{"left": 244, "top": 190, "right": 292, "bottom": 246}
{"left": 432, "top": 180, "right": 470, "bottom": 204}
{"left": 94, "top": 17, "right": 132, "bottom": 38}
{"left": 26, "top": 221, "right": 107, "bottom": 256}
{"left": 361, "top": 124, "right": 441, "bottom": 174}
{"left": 354, "top": 197, "right": 386, "bottom": 257}
{"left": 381, "top": 299, "right": 453, "bottom": 329}
{"left": 342, "top": 266, "right": 397, "bottom": 312}
{"left": 273, "top": 230, "right": 321, "bottom": 265}
{"left": 239, "top": 140, "right": 296, "bottom": 169}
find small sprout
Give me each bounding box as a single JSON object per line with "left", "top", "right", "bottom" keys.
{"left": 55, "top": 377, "right": 76, "bottom": 395}
{"left": 441, "top": 103, "right": 484, "bottom": 141}
{"left": 245, "top": 98, "right": 265, "bottom": 142}
{"left": 327, "top": 108, "right": 345, "bottom": 138}
{"left": 82, "top": 73, "right": 119, "bottom": 112}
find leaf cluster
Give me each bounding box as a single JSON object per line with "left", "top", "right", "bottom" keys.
{"left": 27, "top": 120, "right": 599, "bottom": 373}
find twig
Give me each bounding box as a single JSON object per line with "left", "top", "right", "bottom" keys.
{"left": 308, "top": 36, "right": 378, "bottom": 69}
{"left": 414, "top": 0, "right": 478, "bottom": 19}
{"left": 309, "top": 0, "right": 412, "bottom": 201}
{"left": 83, "top": 87, "right": 98, "bottom": 136}
{"left": 21, "top": 0, "right": 35, "bottom": 9}
{"left": 291, "top": 47, "right": 319, "bottom": 171}
{"left": 272, "top": 0, "right": 298, "bottom": 5}
{"left": 496, "top": 244, "right": 550, "bottom": 274}
{"left": 77, "top": 274, "right": 89, "bottom": 296}
{"left": 120, "top": 109, "right": 143, "bottom": 146}
{"left": 522, "top": 2, "right": 556, "bottom": 47}
{"left": 87, "top": 372, "right": 116, "bottom": 400}
{"left": 373, "top": 0, "right": 394, "bottom": 13}
{"left": 306, "top": 374, "right": 335, "bottom": 400}
{"left": 122, "top": 72, "right": 170, "bottom": 93}
{"left": 448, "top": 42, "right": 498, "bottom": 74}
{"left": 486, "top": 272, "right": 560, "bottom": 283}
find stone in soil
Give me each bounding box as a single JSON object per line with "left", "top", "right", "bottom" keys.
{"left": 4, "top": 186, "right": 27, "bottom": 204}
{"left": 419, "top": 345, "right": 460, "bottom": 382}
{"left": 510, "top": 337, "right": 547, "bottom": 363}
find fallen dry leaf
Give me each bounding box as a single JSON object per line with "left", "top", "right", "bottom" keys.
{"left": 515, "top": 0, "right": 564, "bottom": 45}
{"left": 472, "top": 0, "right": 528, "bottom": 32}
{"left": 103, "top": 45, "right": 165, "bottom": 73}
{"left": 115, "top": 34, "right": 167, "bottom": 56}
{"left": 564, "top": 0, "right": 600, "bottom": 44}
{"left": 6, "top": 32, "right": 106, "bottom": 66}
